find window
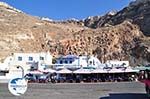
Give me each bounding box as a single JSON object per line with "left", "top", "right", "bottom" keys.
{"left": 0, "top": 72, "right": 6, "bottom": 76}
{"left": 29, "top": 57, "right": 33, "bottom": 61}
{"left": 40, "top": 57, "right": 44, "bottom": 60}
{"left": 83, "top": 58, "right": 87, "bottom": 60}
{"left": 18, "top": 56, "right": 22, "bottom": 61}
{"left": 60, "top": 60, "right": 63, "bottom": 64}
{"left": 93, "top": 60, "right": 95, "bottom": 65}
{"left": 69, "top": 61, "right": 72, "bottom": 64}
{"left": 64, "top": 60, "right": 68, "bottom": 64}
{"left": 89, "top": 61, "right": 92, "bottom": 64}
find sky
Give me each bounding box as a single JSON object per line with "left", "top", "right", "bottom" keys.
{"left": 2, "top": 0, "right": 132, "bottom": 20}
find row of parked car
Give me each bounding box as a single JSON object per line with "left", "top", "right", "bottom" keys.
{"left": 24, "top": 73, "right": 56, "bottom": 83}
{"left": 24, "top": 73, "right": 136, "bottom": 83}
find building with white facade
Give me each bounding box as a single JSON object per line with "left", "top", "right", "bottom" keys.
{"left": 0, "top": 52, "right": 52, "bottom": 80}
{"left": 54, "top": 55, "right": 102, "bottom": 69}
{"left": 10, "top": 51, "right": 52, "bottom": 71}
{"left": 106, "top": 60, "right": 129, "bottom": 67}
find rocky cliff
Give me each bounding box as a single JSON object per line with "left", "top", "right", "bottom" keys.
{"left": 82, "top": 0, "right": 150, "bottom": 36}
{"left": 0, "top": 1, "right": 149, "bottom": 66}
{"left": 0, "top": 2, "right": 85, "bottom": 59}
{"left": 53, "top": 21, "right": 149, "bottom": 65}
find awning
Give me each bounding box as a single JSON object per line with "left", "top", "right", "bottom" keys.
{"left": 108, "top": 69, "right": 125, "bottom": 73}
{"left": 56, "top": 68, "right": 72, "bottom": 74}
{"left": 27, "top": 70, "right": 43, "bottom": 74}
{"left": 73, "top": 68, "right": 92, "bottom": 74}
{"left": 133, "top": 66, "right": 150, "bottom": 71}
{"left": 41, "top": 69, "right": 56, "bottom": 73}
{"left": 124, "top": 68, "right": 139, "bottom": 73}
{"left": 108, "top": 67, "right": 139, "bottom": 73}
{"left": 91, "top": 68, "right": 108, "bottom": 73}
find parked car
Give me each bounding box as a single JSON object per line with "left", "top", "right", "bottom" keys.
{"left": 56, "top": 76, "right": 66, "bottom": 83}
{"left": 24, "top": 74, "right": 39, "bottom": 83}
{"left": 38, "top": 73, "right": 51, "bottom": 83}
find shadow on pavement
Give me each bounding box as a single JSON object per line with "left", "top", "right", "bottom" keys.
{"left": 100, "top": 93, "right": 148, "bottom": 99}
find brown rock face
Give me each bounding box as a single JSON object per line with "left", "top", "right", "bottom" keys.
{"left": 52, "top": 21, "right": 149, "bottom": 65}
{"left": 0, "top": 2, "right": 84, "bottom": 60}
{"left": 82, "top": 0, "right": 150, "bottom": 36}
{"left": 0, "top": 1, "right": 149, "bottom": 66}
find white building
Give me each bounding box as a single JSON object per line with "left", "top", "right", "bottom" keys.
{"left": 106, "top": 60, "right": 129, "bottom": 68}
{"left": 72, "top": 56, "right": 102, "bottom": 68}
{"left": 0, "top": 52, "right": 52, "bottom": 80}
{"left": 10, "top": 51, "right": 52, "bottom": 70}
{"left": 54, "top": 55, "right": 102, "bottom": 69}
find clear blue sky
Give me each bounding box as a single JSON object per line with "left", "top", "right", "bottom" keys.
{"left": 2, "top": 0, "right": 131, "bottom": 20}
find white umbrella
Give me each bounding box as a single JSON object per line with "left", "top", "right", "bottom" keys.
{"left": 27, "top": 70, "right": 43, "bottom": 74}
{"left": 56, "top": 68, "right": 72, "bottom": 74}
{"left": 40, "top": 69, "right": 56, "bottom": 73}
{"left": 91, "top": 68, "right": 108, "bottom": 73}
{"left": 73, "top": 68, "right": 92, "bottom": 74}
{"left": 108, "top": 69, "right": 124, "bottom": 73}
{"left": 124, "top": 68, "right": 139, "bottom": 73}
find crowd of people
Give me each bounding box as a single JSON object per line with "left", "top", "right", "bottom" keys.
{"left": 50, "top": 73, "right": 138, "bottom": 83}
{"left": 25, "top": 71, "right": 140, "bottom": 83}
